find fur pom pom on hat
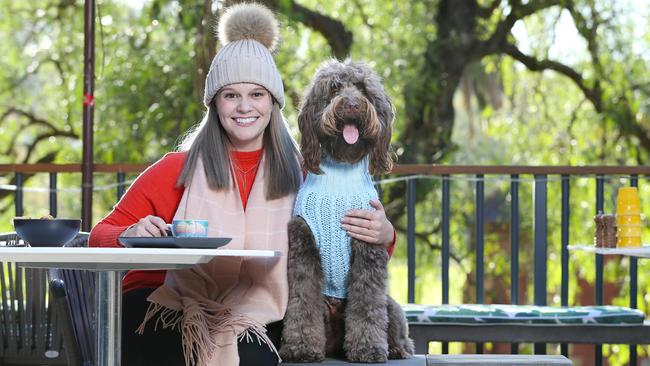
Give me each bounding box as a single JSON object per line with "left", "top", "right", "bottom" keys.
{"left": 218, "top": 3, "right": 278, "bottom": 51}
{"left": 204, "top": 3, "right": 285, "bottom": 107}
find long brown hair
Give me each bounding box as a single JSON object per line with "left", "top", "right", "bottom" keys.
{"left": 176, "top": 103, "right": 301, "bottom": 200}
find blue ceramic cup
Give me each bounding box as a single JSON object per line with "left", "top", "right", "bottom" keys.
{"left": 171, "top": 219, "right": 209, "bottom": 237}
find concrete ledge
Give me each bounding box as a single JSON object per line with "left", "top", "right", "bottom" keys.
{"left": 281, "top": 355, "right": 427, "bottom": 365}
{"left": 426, "top": 355, "right": 572, "bottom": 366}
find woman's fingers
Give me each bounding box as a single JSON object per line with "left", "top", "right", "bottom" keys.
{"left": 369, "top": 199, "right": 385, "bottom": 212}
{"left": 341, "top": 200, "right": 393, "bottom": 247}
{"left": 345, "top": 229, "right": 377, "bottom": 243}
{"left": 124, "top": 215, "right": 168, "bottom": 237}
{"left": 147, "top": 216, "right": 169, "bottom": 236}
{"left": 341, "top": 223, "right": 379, "bottom": 243}
{"left": 341, "top": 216, "right": 372, "bottom": 228}
{"left": 344, "top": 209, "right": 374, "bottom": 220}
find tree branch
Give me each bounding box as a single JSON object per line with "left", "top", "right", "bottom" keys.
{"left": 565, "top": 1, "right": 605, "bottom": 78}
{"left": 352, "top": 0, "right": 374, "bottom": 29}
{"left": 23, "top": 132, "right": 78, "bottom": 163}
{"left": 630, "top": 82, "right": 650, "bottom": 94}
{"left": 0, "top": 107, "right": 79, "bottom": 158}
{"left": 260, "top": 0, "right": 353, "bottom": 59}
{"left": 501, "top": 42, "right": 603, "bottom": 112}
{"left": 9, "top": 57, "right": 66, "bottom": 90}
{"left": 3, "top": 124, "right": 27, "bottom": 156}
{"left": 477, "top": 0, "right": 563, "bottom": 56}
{"left": 1, "top": 107, "right": 63, "bottom": 131}
{"left": 291, "top": 2, "right": 352, "bottom": 59}
{"left": 502, "top": 41, "right": 650, "bottom": 153}
{"left": 393, "top": 224, "right": 467, "bottom": 270}
{"left": 513, "top": 0, "right": 564, "bottom": 19}
{"left": 477, "top": 0, "right": 501, "bottom": 18}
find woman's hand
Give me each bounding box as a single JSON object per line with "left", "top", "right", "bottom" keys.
{"left": 341, "top": 199, "right": 394, "bottom": 248}
{"left": 120, "top": 215, "right": 169, "bottom": 237}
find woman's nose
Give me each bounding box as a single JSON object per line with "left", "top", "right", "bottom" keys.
{"left": 236, "top": 97, "right": 253, "bottom": 112}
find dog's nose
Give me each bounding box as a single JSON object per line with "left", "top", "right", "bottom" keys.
{"left": 343, "top": 99, "right": 360, "bottom": 113}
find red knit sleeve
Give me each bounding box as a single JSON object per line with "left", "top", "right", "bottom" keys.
{"left": 88, "top": 152, "right": 187, "bottom": 248}
{"left": 387, "top": 228, "right": 397, "bottom": 258}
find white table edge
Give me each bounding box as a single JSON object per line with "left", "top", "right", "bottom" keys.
{"left": 567, "top": 245, "right": 650, "bottom": 258}
{"left": 0, "top": 247, "right": 282, "bottom": 263}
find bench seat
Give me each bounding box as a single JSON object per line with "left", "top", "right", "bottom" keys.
{"left": 404, "top": 304, "right": 650, "bottom": 353}
{"left": 403, "top": 304, "right": 644, "bottom": 325}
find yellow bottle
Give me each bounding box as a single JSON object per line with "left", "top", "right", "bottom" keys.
{"left": 615, "top": 187, "right": 642, "bottom": 247}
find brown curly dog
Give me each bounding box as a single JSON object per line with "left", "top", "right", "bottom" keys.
{"left": 279, "top": 59, "right": 414, "bottom": 363}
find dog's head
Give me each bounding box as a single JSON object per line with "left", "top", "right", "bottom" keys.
{"left": 298, "top": 59, "right": 394, "bottom": 175}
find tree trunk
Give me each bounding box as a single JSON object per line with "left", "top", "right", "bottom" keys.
{"left": 195, "top": 0, "right": 216, "bottom": 104}
{"left": 401, "top": 0, "right": 479, "bottom": 164}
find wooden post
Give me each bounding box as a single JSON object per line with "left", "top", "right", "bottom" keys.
{"left": 82, "top": 0, "right": 95, "bottom": 231}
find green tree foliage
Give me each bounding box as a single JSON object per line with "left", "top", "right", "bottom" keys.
{"left": 1, "top": 0, "right": 649, "bottom": 362}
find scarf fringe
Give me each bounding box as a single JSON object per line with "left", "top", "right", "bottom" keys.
{"left": 182, "top": 311, "right": 215, "bottom": 366}
{"left": 138, "top": 300, "right": 281, "bottom": 366}
{"left": 237, "top": 323, "right": 282, "bottom": 363}
{"left": 136, "top": 302, "right": 181, "bottom": 334}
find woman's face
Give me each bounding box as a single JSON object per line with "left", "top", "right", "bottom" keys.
{"left": 216, "top": 83, "right": 273, "bottom": 151}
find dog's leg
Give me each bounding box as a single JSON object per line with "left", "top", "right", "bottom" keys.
{"left": 279, "top": 217, "right": 326, "bottom": 362}
{"left": 344, "top": 239, "right": 389, "bottom": 363}
{"left": 386, "top": 295, "right": 415, "bottom": 358}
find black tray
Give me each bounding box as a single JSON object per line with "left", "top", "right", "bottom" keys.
{"left": 118, "top": 236, "right": 231, "bottom": 249}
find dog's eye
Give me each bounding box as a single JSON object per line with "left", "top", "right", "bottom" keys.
{"left": 329, "top": 82, "right": 341, "bottom": 94}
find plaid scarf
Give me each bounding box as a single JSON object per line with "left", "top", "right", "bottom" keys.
{"left": 138, "top": 155, "right": 294, "bottom": 366}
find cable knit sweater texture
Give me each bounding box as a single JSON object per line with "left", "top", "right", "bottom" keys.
{"left": 294, "top": 156, "right": 378, "bottom": 299}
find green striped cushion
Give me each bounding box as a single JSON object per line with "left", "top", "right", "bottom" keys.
{"left": 403, "top": 304, "right": 644, "bottom": 325}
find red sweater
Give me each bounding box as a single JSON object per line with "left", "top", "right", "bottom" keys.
{"left": 89, "top": 150, "right": 395, "bottom": 293}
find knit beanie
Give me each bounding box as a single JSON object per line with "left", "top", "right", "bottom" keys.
{"left": 203, "top": 3, "right": 285, "bottom": 108}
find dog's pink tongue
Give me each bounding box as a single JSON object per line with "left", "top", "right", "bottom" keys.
{"left": 343, "top": 124, "right": 359, "bottom": 144}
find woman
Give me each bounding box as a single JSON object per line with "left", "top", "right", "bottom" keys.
{"left": 89, "top": 3, "right": 395, "bottom": 366}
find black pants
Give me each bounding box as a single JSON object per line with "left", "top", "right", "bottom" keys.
{"left": 122, "top": 288, "right": 281, "bottom": 366}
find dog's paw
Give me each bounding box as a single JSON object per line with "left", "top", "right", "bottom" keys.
{"left": 346, "top": 346, "right": 388, "bottom": 363}
{"left": 387, "top": 335, "right": 414, "bottom": 359}
{"left": 388, "top": 347, "right": 415, "bottom": 360}
{"left": 279, "top": 344, "right": 325, "bottom": 363}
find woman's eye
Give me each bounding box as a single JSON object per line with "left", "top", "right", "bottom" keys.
{"left": 223, "top": 93, "right": 238, "bottom": 99}
{"left": 252, "top": 91, "right": 266, "bottom": 98}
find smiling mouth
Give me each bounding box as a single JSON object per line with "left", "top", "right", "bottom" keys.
{"left": 234, "top": 117, "right": 257, "bottom": 125}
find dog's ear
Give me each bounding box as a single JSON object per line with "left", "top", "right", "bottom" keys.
{"left": 369, "top": 119, "right": 394, "bottom": 175}
{"left": 298, "top": 90, "right": 323, "bottom": 174}
{"left": 352, "top": 63, "right": 394, "bottom": 175}
{"left": 369, "top": 97, "right": 395, "bottom": 176}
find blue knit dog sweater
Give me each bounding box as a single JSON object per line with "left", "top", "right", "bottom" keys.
{"left": 294, "top": 156, "right": 379, "bottom": 299}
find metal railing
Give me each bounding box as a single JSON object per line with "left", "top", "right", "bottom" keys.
{"left": 393, "top": 165, "right": 650, "bottom": 364}
{"left": 2, "top": 163, "right": 650, "bottom": 364}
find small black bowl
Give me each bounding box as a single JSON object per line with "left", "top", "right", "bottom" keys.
{"left": 13, "top": 218, "right": 81, "bottom": 247}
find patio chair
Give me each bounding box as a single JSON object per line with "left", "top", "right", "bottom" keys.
{"left": 0, "top": 232, "right": 67, "bottom": 365}
{"left": 48, "top": 233, "right": 95, "bottom": 366}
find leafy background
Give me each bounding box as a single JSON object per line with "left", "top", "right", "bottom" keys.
{"left": 1, "top": 1, "right": 649, "bottom": 364}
